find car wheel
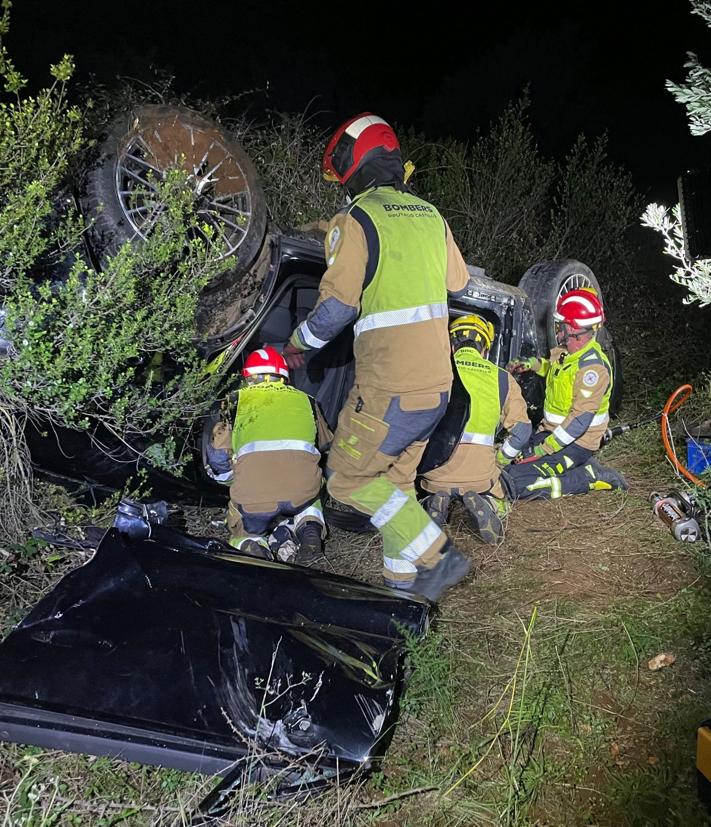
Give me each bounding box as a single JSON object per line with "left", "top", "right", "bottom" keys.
{"left": 81, "top": 105, "right": 268, "bottom": 290}
{"left": 518, "top": 259, "right": 623, "bottom": 416}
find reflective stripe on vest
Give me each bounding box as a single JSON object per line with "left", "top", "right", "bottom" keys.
{"left": 460, "top": 432, "right": 495, "bottom": 446}
{"left": 354, "top": 302, "right": 448, "bottom": 338}
{"left": 235, "top": 440, "right": 320, "bottom": 460}
{"left": 543, "top": 340, "right": 612, "bottom": 424}
{"left": 347, "top": 187, "right": 448, "bottom": 337}
{"left": 454, "top": 346, "right": 503, "bottom": 446}
{"left": 232, "top": 383, "right": 318, "bottom": 457}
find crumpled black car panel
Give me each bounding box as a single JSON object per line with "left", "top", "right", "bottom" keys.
{"left": 0, "top": 527, "right": 430, "bottom": 779}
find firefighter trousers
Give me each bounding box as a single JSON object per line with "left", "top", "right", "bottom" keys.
{"left": 227, "top": 497, "right": 324, "bottom": 549}
{"left": 502, "top": 431, "right": 595, "bottom": 500}
{"left": 327, "top": 385, "right": 449, "bottom": 586}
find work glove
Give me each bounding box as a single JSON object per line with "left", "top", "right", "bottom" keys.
{"left": 506, "top": 356, "right": 541, "bottom": 375}
{"left": 532, "top": 434, "right": 564, "bottom": 457}
{"left": 283, "top": 340, "right": 306, "bottom": 370}
{"left": 496, "top": 448, "right": 513, "bottom": 467}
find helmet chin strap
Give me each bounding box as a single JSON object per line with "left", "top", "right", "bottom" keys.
{"left": 556, "top": 324, "right": 596, "bottom": 349}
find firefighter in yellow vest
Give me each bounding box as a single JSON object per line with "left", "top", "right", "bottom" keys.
{"left": 421, "top": 314, "right": 532, "bottom": 543}
{"left": 504, "top": 289, "right": 627, "bottom": 499}
{"left": 282, "top": 113, "right": 472, "bottom": 601}
{"left": 209, "top": 347, "right": 325, "bottom": 560}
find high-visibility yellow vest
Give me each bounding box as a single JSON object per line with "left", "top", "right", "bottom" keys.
{"left": 544, "top": 341, "right": 612, "bottom": 423}
{"left": 454, "top": 346, "right": 502, "bottom": 446}
{"left": 346, "top": 186, "right": 448, "bottom": 338}
{"left": 232, "top": 383, "right": 318, "bottom": 460}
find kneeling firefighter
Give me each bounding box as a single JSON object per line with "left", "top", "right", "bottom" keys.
{"left": 282, "top": 112, "right": 472, "bottom": 601}
{"left": 208, "top": 347, "right": 325, "bottom": 561}
{"left": 504, "top": 289, "right": 627, "bottom": 500}
{"left": 421, "top": 314, "right": 532, "bottom": 543}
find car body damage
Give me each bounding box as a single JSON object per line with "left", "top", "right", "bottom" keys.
{"left": 0, "top": 522, "right": 430, "bottom": 785}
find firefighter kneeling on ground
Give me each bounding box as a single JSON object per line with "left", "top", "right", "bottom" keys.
{"left": 503, "top": 288, "right": 627, "bottom": 500}
{"left": 421, "top": 314, "right": 532, "bottom": 543}
{"left": 207, "top": 347, "right": 326, "bottom": 562}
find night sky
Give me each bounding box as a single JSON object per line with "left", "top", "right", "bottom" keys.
{"left": 9, "top": 0, "right": 711, "bottom": 200}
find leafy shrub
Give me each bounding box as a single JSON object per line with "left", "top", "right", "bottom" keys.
{"left": 641, "top": 0, "right": 711, "bottom": 306}
{"left": 0, "top": 4, "right": 231, "bottom": 540}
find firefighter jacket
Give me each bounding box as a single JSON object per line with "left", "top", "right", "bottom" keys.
{"left": 539, "top": 339, "right": 612, "bottom": 452}
{"left": 422, "top": 346, "right": 531, "bottom": 494}
{"left": 289, "top": 185, "right": 470, "bottom": 394}
{"left": 230, "top": 382, "right": 322, "bottom": 511}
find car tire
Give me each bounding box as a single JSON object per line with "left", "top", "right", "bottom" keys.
{"left": 80, "top": 104, "right": 268, "bottom": 291}
{"left": 518, "top": 259, "right": 623, "bottom": 416}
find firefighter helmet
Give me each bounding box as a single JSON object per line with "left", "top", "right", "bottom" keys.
{"left": 242, "top": 347, "right": 289, "bottom": 380}
{"left": 553, "top": 288, "right": 605, "bottom": 329}
{"left": 449, "top": 314, "right": 495, "bottom": 352}
{"left": 322, "top": 113, "right": 400, "bottom": 185}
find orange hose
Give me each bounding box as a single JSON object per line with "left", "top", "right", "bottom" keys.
{"left": 660, "top": 384, "right": 706, "bottom": 487}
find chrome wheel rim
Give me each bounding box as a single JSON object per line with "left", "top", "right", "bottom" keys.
{"left": 115, "top": 117, "right": 252, "bottom": 260}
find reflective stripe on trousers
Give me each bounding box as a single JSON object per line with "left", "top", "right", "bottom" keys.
{"left": 349, "top": 480, "right": 444, "bottom": 577}
{"left": 235, "top": 439, "right": 320, "bottom": 460}
{"left": 293, "top": 501, "right": 325, "bottom": 529}
{"left": 353, "top": 302, "right": 448, "bottom": 338}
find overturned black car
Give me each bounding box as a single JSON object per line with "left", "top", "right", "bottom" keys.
{"left": 22, "top": 105, "right": 622, "bottom": 506}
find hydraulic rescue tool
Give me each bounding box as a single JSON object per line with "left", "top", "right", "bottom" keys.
{"left": 649, "top": 490, "right": 701, "bottom": 543}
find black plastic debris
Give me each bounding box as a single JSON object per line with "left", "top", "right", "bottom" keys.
{"left": 0, "top": 523, "right": 430, "bottom": 792}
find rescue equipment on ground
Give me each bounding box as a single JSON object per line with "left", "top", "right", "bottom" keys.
{"left": 660, "top": 384, "right": 707, "bottom": 488}
{"left": 650, "top": 490, "right": 701, "bottom": 543}
{"left": 604, "top": 385, "right": 707, "bottom": 490}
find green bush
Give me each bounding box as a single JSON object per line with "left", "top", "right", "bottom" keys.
{"left": 0, "top": 4, "right": 231, "bottom": 540}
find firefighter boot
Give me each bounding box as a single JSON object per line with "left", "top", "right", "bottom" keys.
{"left": 409, "top": 541, "right": 472, "bottom": 603}
{"left": 587, "top": 459, "right": 629, "bottom": 492}
{"left": 296, "top": 520, "right": 324, "bottom": 566}
{"left": 462, "top": 491, "right": 505, "bottom": 545}
{"left": 422, "top": 492, "right": 451, "bottom": 528}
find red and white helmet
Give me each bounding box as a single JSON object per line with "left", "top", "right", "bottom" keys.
{"left": 322, "top": 113, "right": 400, "bottom": 185}
{"left": 242, "top": 347, "right": 289, "bottom": 380}
{"left": 553, "top": 288, "right": 605, "bottom": 329}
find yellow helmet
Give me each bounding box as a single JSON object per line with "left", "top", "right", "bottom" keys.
{"left": 449, "top": 314, "right": 495, "bottom": 351}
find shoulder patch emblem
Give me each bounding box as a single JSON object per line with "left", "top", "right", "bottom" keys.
{"left": 582, "top": 369, "right": 599, "bottom": 387}
{"left": 328, "top": 226, "right": 341, "bottom": 253}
